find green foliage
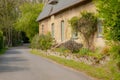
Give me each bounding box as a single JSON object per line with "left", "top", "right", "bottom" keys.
{"left": 15, "top": 3, "right": 43, "bottom": 41}
{"left": 0, "top": 31, "right": 3, "bottom": 49}
{"left": 55, "top": 47, "right": 70, "bottom": 53}
{"left": 97, "top": 0, "right": 120, "bottom": 73}
{"left": 69, "top": 12, "right": 97, "bottom": 50}
{"left": 110, "top": 44, "right": 120, "bottom": 70}
{"left": 0, "top": 48, "right": 7, "bottom": 55}
{"left": 31, "top": 33, "right": 53, "bottom": 50}
{"left": 31, "top": 34, "right": 40, "bottom": 49}
{"left": 78, "top": 12, "right": 97, "bottom": 50}
{"left": 96, "top": 0, "right": 120, "bottom": 41}
{"left": 69, "top": 16, "right": 79, "bottom": 31}
{"left": 79, "top": 48, "right": 90, "bottom": 55}
{"left": 75, "top": 48, "right": 92, "bottom": 58}
{"left": 78, "top": 12, "right": 97, "bottom": 33}
{"left": 39, "top": 33, "right": 53, "bottom": 50}
{"left": 110, "top": 63, "right": 120, "bottom": 80}
{"left": 101, "top": 46, "right": 110, "bottom": 55}
{"left": 0, "top": 0, "right": 21, "bottom": 46}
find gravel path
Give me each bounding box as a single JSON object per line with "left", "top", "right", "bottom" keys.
{"left": 0, "top": 45, "right": 93, "bottom": 80}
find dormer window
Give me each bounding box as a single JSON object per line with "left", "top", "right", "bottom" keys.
{"left": 48, "top": 0, "right": 58, "bottom": 5}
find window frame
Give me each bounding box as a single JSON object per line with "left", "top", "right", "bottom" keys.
{"left": 71, "top": 30, "right": 78, "bottom": 40}
{"left": 51, "top": 23, "right": 55, "bottom": 38}
{"left": 97, "top": 18, "right": 103, "bottom": 38}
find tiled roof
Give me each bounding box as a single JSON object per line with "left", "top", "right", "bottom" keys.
{"left": 37, "top": 0, "right": 91, "bottom": 21}
{"left": 36, "top": 4, "right": 52, "bottom": 21}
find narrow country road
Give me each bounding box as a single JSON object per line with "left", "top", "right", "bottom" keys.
{"left": 0, "top": 45, "right": 93, "bottom": 80}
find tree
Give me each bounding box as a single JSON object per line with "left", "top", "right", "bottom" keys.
{"left": 96, "top": 0, "right": 120, "bottom": 42}
{"left": 0, "top": 0, "right": 19, "bottom": 46}
{"left": 15, "top": 3, "right": 43, "bottom": 41}
{"left": 69, "top": 16, "right": 79, "bottom": 33}
{"left": 69, "top": 12, "right": 97, "bottom": 51}
{"left": 0, "top": 0, "right": 44, "bottom": 46}
{"left": 96, "top": 0, "right": 120, "bottom": 71}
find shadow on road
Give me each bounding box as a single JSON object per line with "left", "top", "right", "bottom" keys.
{"left": 10, "top": 43, "right": 30, "bottom": 49}
{"left": 0, "top": 45, "right": 29, "bottom": 73}
{"left": 0, "top": 65, "right": 28, "bottom": 73}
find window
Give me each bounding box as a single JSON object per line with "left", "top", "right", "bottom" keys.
{"left": 97, "top": 19, "right": 103, "bottom": 37}
{"left": 51, "top": 23, "right": 54, "bottom": 37}
{"left": 41, "top": 25, "right": 44, "bottom": 34}
{"left": 72, "top": 31, "right": 78, "bottom": 40}
{"left": 61, "top": 20, "right": 65, "bottom": 41}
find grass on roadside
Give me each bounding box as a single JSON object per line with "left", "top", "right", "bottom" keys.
{"left": 31, "top": 49, "right": 120, "bottom": 80}
{"left": 0, "top": 48, "right": 7, "bottom": 55}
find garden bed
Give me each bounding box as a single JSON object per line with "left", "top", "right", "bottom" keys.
{"left": 33, "top": 49, "right": 110, "bottom": 66}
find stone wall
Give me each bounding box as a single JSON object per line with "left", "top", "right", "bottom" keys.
{"left": 39, "top": 50, "right": 110, "bottom": 65}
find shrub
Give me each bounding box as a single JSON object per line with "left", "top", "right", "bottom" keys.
{"left": 110, "top": 44, "right": 120, "bottom": 70}
{"left": 79, "top": 48, "right": 90, "bottom": 55}
{"left": 62, "top": 40, "right": 83, "bottom": 53}
{"left": 55, "top": 47, "right": 70, "bottom": 53}
{"left": 0, "top": 31, "right": 3, "bottom": 49}
{"left": 68, "top": 16, "right": 79, "bottom": 32}
{"left": 101, "top": 46, "right": 110, "bottom": 55}
{"left": 39, "top": 33, "right": 53, "bottom": 50}
{"left": 31, "top": 33, "right": 53, "bottom": 50}
{"left": 31, "top": 34, "right": 40, "bottom": 49}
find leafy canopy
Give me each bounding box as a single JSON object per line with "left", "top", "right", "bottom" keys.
{"left": 97, "top": 0, "right": 120, "bottom": 72}
{"left": 96, "top": 0, "right": 120, "bottom": 41}
{"left": 15, "top": 3, "right": 43, "bottom": 41}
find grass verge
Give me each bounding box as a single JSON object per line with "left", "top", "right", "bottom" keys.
{"left": 0, "top": 48, "right": 7, "bottom": 55}
{"left": 31, "top": 49, "right": 120, "bottom": 80}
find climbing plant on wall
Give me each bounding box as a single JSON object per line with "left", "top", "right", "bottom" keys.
{"left": 69, "top": 12, "right": 97, "bottom": 51}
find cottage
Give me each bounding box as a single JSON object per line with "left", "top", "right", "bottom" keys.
{"left": 37, "top": 0, "right": 105, "bottom": 48}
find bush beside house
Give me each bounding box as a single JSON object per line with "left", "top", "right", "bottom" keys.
{"left": 97, "top": 0, "right": 120, "bottom": 72}
{"left": 31, "top": 33, "right": 53, "bottom": 50}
